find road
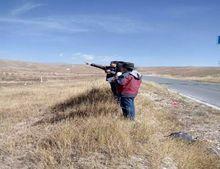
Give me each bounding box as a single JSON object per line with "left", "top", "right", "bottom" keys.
{"left": 143, "top": 75, "right": 220, "bottom": 109}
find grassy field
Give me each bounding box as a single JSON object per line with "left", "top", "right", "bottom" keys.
{"left": 139, "top": 67, "right": 220, "bottom": 83}
{"left": 0, "top": 59, "right": 103, "bottom": 86}
{"left": 0, "top": 60, "right": 220, "bottom": 168}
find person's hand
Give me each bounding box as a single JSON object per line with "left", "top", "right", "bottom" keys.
{"left": 105, "top": 69, "right": 111, "bottom": 74}
{"left": 116, "top": 72, "right": 122, "bottom": 77}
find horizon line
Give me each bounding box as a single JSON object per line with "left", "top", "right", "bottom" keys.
{"left": 0, "top": 58, "right": 219, "bottom": 68}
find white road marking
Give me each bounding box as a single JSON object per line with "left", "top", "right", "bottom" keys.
{"left": 168, "top": 89, "right": 220, "bottom": 111}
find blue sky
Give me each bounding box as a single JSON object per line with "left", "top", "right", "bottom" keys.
{"left": 0, "top": 0, "right": 219, "bottom": 66}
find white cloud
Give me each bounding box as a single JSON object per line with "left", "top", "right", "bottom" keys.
{"left": 59, "top": 53, "right": 64, "bottom": 57}
{"left": 0, "top": 14, "right": 156, "bottom": 36}
{"left": 70, "top": 15, "right": 154, "bottom": 33}
{"left": 10, "top": 2, "right": 44, "bottom": 16}
{"left": 0, "top": 17, "right": 89, "bottom": 34}
{"left": 72, "top": 53, "right": 94, "bottom": 62}
{"left": 71, "top": 52, "right": 121, "bottom": 64}
{"left": 83, "top": 54, "right": 94, "bottom": 61}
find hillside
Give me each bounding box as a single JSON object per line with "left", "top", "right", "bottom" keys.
{"left": 1, "top": 59, "right": 220, "bottom": 85}
{"left": 0, "top": 59, "right": 103, "bottom": 86}
{"left": 139, "top": 67, "right": 220, "bottom": 83}
{"left": 0, "top": 60, "right": 219, "bottom": 168}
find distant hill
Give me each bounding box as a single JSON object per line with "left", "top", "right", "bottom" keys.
{"left": 138, "top": 66, "right": 220, "bottom": 77}
{"left": 138, "top": 66, "right": 220, "bottom": 83}
{"left": 1, "top": 59, "right": 220, "bottom": 83}
{"left": 0, "top": 59, "right": 103, "bottom": 85}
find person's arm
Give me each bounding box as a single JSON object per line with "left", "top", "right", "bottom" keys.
{"left": 105, "top": 67, "right": 116, "bottom": 75}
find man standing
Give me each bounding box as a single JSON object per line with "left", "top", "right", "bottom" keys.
{"left": 116, "top": 62, "right": 142, "bottom": 120}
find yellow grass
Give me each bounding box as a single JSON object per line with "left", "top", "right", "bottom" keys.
{"left": 0, "top": 79, "right": 219, "bottom": 168}
{"left": 139, "top": 67, "right": 220, "bottom": 83}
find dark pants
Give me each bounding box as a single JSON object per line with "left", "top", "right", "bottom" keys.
{"left": 120, "top": 97, "right": 135, "bottom": 120}
{"left": 110, "top": 82, "right": 117, "bottom": 97}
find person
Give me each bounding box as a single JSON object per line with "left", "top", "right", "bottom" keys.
{"left": 115, "top": 62, "right": 142, "bottom": 120}
{"left": 86, "top": 61, "right": 124, "bottom": 97}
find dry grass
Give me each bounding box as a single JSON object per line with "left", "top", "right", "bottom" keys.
{"left": 139, "top": 67, "right": 220, "bottom": 83}
{"left": 0, "top": 78, "right": 219, "bottom": 169}
{"left": 0, "top": 59, "right": 103, "bottom": 87}
{"left": 0, "top": 60, "right": 219, "bottom": 168}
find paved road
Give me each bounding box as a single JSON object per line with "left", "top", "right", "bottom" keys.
{"left": 143, "top": 76, "right": 220, "bottom": 108}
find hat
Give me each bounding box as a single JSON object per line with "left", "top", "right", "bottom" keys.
{"left": 122, "top": 62, "right": 134, "bottom": 70}
{"left": 110, "top": 61, "right": 124, "bottom": 65}
{"left": 110, "top": 61, "right": 118, "bottom": 64}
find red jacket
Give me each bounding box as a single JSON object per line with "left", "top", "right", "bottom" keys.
{"left": 116, "top": 70, "right": 142, "bottom": 97}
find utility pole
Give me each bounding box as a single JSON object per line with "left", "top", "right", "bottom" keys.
{"left": 40, "top": 71, "right": 43, "bottom": 83}
{"left": 40, "top": 76, "right": 43, "bottom": 83}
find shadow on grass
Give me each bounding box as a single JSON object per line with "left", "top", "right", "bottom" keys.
{"left": 36, "top": 87, "right": 119, "bottom": 124}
